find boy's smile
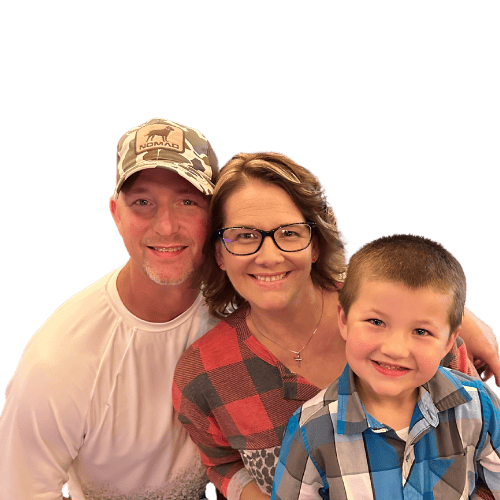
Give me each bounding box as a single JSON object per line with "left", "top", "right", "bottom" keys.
{"left": 338, "top": 279, "right": 459, "bottom": 412}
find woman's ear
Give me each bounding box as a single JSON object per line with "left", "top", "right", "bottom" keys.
{"left": 215, "top": 242, "right": 225, "bottom": 270}
{"left": 311, "top": 236, "right": 320, "bottom": 263}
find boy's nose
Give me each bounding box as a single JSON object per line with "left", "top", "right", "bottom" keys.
{"left": 379, "top": 331, "right": 411, "bottom": 358}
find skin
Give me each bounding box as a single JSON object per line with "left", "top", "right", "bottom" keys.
{"left": 110, "top": 168, "right": 209, "bottom": 322}
{"left": 338, "top": 279, "right": 458, "bottom": 430}
{"left": 215, "top": 179, "right": 320, "bottom": 315}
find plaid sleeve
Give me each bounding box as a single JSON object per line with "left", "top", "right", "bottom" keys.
{"left": 272, "top": 411, "right": 325, "bottom": 500}
{"left": 173, "top": 341, "right": 246, "bottom": 497}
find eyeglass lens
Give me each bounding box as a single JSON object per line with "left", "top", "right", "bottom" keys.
{"left": 222, "top": 224, "right": 312, "bottom": 255}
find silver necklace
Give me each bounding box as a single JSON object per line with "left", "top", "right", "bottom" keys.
{"left": 251, "top": 291, "right": 324, "bottom": 368}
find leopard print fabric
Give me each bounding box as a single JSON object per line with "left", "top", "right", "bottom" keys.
{"left": 240, "top": 446, "right": 281, "bottom": 495}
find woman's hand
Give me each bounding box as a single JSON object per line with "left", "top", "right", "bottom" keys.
{"left": 461, "top": 308, "right": 500, "bottom": 386}
{"left": 240, "top": 481, "right": 271, "bottom": 500}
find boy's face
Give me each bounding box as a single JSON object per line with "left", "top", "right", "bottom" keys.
{"left": 338, "top": 279, "right": 459, "bottom": 408}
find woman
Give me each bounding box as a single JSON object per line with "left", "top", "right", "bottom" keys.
{"left": 173, "top": 152, "right": 495, "bottom": 500}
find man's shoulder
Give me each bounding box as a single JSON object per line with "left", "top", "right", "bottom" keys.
{"left": 16, "top": 270, "right": 121, "bottom": 377}
{"left": 50, "top": 268, "right": 119, "bottom": 319}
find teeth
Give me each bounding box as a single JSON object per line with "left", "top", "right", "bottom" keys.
{"left": 254, "top": 273, "right": 287, "bottom": 282}
{"left": 377, "top": 362, "right": 407, "bottom": 371}
{"left": 153, "top": 247, "right": 183, "bottom": 252}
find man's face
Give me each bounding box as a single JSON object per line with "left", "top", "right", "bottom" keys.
{"left": 111, "top": 169, "right": 209, "bottom": 286}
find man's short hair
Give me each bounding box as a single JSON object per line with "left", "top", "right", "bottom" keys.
{"left": 338, "top": 234, "right": 466, "bottom": 332}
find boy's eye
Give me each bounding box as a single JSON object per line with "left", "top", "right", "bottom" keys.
{"left": 368, "top": 319, "right": 384, "bottom": 327}
{"left": 414, "top": 328, "right": 430, "bottom": 337}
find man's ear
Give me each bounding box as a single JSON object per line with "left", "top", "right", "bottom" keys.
{"left": 338, "top": 303, "right": 348, "bottom": 341}
{"left": 110, "top": 197, "right": 122, "bottom": 235}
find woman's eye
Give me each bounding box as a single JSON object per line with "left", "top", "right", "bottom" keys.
{"left": 238, "top": 232, "right": 258, "bottom": 240}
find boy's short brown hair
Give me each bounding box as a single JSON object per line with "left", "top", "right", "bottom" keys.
{"left": 338, "top": 234, "right": 466, "bottom": 333}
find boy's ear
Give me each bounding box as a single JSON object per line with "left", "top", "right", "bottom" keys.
{"left": 338, "top": 304, "right": 348, "bottom": 341}
{"left": 446, "top": 327, "right": 461, "bottom": 352}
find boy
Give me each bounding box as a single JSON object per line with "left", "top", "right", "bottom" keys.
{"left": 272, "top": 234, "right": 500, "bottom": 500}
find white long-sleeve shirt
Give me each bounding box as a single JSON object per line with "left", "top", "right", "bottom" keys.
{"left": 0, "top": 268, "right": 219, "bottom": 499}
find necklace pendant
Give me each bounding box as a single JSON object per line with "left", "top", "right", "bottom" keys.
{"left": 294, "top": 352, "right": 302, "bottom": 367}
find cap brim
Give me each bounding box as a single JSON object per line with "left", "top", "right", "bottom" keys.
{"left": 114, "top": 161, "right": 214, "bottom": 199}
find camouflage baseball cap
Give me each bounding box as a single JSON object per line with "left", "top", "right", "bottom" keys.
{"left": 114, "top": 118, "right": 219, "bottom": 199}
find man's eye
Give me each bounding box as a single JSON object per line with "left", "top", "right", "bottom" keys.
{"left": 182, "top": 199, "right": 196, "bottom": 206}
{"left": 134, "top": 199, "right": 149, "bottom": 206}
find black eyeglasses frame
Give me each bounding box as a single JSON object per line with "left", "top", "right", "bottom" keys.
{"left": 215, "top": 222, "right": 316, "bottom": 256}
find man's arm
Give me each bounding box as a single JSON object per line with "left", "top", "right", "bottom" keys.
{"left": 0, "top": 335, "right": 85, "bottom": 499}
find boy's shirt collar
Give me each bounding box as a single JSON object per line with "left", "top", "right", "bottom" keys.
{"left": 334, "top": 365, "right": 472, "bottom": 436}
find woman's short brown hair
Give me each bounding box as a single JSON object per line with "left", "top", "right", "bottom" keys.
{"left": 200, "top": 152, "right": 346, "bottom": 318}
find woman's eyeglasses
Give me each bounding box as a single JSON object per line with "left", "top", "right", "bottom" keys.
{"left": 216, "top": 222, "right": 315, "bottom": 256}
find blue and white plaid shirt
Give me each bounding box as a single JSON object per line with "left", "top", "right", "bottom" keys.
{"left": 272, "top": 365, "right": 500, "bottom": 500}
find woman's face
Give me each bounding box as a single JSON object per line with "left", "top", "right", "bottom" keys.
{"left": 215, "top": 178, "right": 319, "bottom": 313}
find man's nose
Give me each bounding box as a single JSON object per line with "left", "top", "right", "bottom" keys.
{"left": 153, "top": 205, "right": 180, "bottom": 235}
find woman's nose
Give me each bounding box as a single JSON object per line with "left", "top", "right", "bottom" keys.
{"left": 254, "top": 235, "right": 285, "bottom": 265}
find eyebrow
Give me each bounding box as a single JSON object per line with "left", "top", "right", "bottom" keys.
{"left": 123, "top": 186, "right": 204, "bottom": 198}
{"left": 224, "top": 221, "right": 306, "bottom": 229}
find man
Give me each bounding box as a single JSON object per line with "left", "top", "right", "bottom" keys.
{"left": 0, "top": 118, "right": 221, "bottom": 499}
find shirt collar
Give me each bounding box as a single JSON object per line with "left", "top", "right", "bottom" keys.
{"left": 335, "top": 365, "right": 472, "bottom": 435}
